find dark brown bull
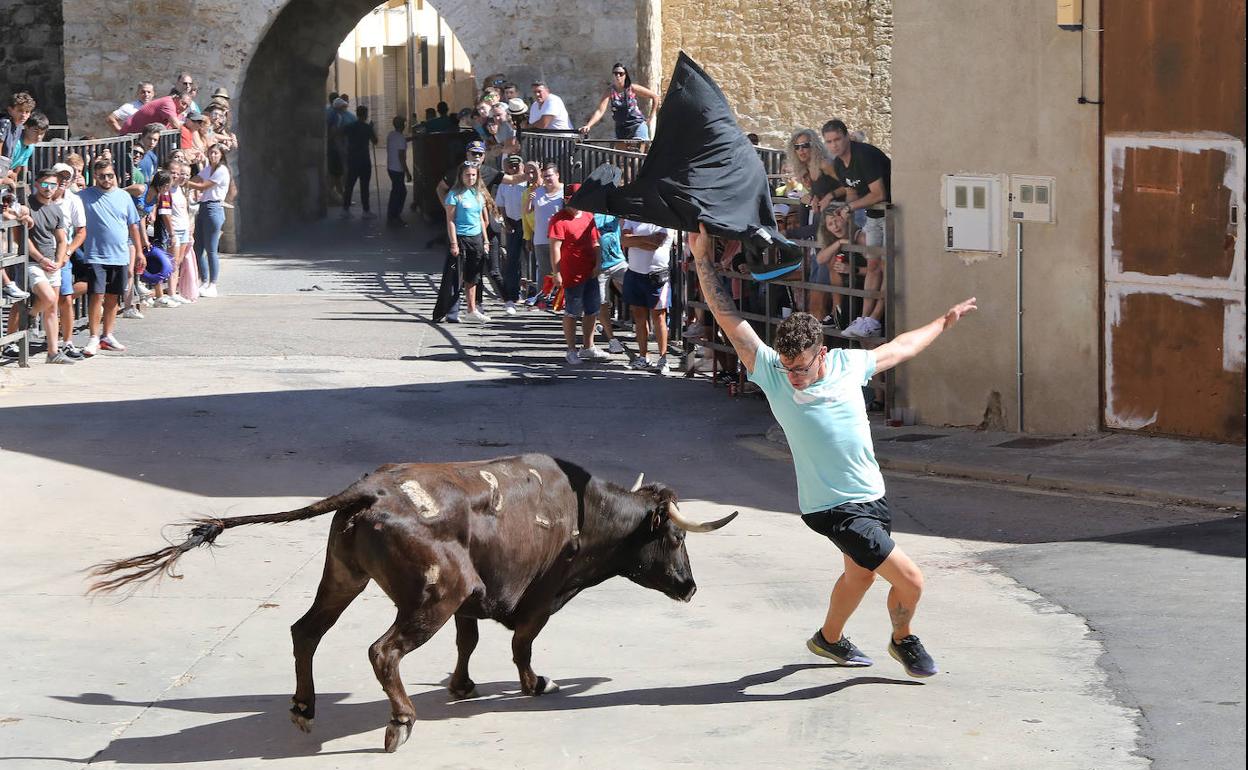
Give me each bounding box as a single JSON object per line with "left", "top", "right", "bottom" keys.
{"left": 88, "top": 454, "right": 736, "bottom": 752}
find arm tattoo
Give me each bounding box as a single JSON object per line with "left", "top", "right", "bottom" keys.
{"left": 693, "top": 255, "right": 736, "bottom": 315}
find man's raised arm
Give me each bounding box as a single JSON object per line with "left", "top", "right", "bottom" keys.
{"left": 689, "top": 224, "right": 762, "bottom": 373}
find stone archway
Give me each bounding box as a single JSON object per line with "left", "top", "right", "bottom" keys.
{"left": 236, "top": 0, "right": 644, "bottom": 246}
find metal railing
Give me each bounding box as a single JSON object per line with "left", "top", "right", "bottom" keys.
{"left": 515, "top": 131, "right": 894, "bottom": 410}
{"left": 1, "top": 187, "right": 32, "bottom": 367}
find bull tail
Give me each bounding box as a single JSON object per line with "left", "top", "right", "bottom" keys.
{"left": 87, "top": 485, "right": 375, "bottom": 596}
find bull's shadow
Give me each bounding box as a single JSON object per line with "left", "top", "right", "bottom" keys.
{"left": 40, "top": 665, "right": 918, "bottom": 764}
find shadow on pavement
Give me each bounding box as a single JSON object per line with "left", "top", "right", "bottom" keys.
{"left": 38, "top": 667, "right": 916, "bottom": 763}
{"left": 1074, "top": 515, "right": 1245, "bottom": 558}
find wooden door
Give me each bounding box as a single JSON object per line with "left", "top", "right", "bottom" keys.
{"left": 1102, "top": 0, "right": 1246, "bottom": 442}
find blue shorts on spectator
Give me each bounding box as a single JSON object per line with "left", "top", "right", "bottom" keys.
{"left": 622, "top": 269, "right": 670, "bottom": 310}
{"left": 563, "top": 279, "right": 601, "bottom": 318}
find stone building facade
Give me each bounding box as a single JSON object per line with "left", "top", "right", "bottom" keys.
{"left": 0, "top": 0, "right": 68, "bottom": 124}
{"left": 660, "top": 0, "right": 893, "bottom": 150}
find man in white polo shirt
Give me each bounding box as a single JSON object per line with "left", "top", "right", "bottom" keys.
{"left": 620, "top": 218, "right": 675, "bottom": 374}
{"left": 528, "top": 81, "right": 573, "bottom": 130}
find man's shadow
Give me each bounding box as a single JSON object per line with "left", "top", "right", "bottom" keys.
{"left": 27, "top": 664, "right": 919, "bottom": 763}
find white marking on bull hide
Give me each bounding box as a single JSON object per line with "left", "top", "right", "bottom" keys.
{"left": 400, "top": 480, "right": 441, "bottom": 519}
{"left": 479, "top": 470, "right": 503, "bottom": 511}
{"left": 528, "top": 468, "right": 543, "bottom": 485}
{"left": 424, "top": 564, "right": 440, "bottom": 585}
{"left": 534, "top": 515, "right": 553, "bottom": 529}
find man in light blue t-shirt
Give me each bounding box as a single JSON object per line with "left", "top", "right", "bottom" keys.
{"left": 688, "top": 225, "right": 977, "bottom": 679}
{"left": 79, "top": 158, "right": 143, "bottom": 357}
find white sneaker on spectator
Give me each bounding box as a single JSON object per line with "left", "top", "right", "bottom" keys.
{"left": 629, "top": 357, "right": 652, "bottom": 371}
{"left": 2, "top": 283, "right": 30, "bottom": 301}
{"left": 100, "top": 334, "right": 126, "bottom": 352}
{"left": 171, "top": 293, "right": 192, "bottom": 304}
{"left": 578, "top": 346, "right": 611, "bottom": 362}
{"left": 121, "top": 307, "right": 144, "bottom": 320}
{"left": 200, "top": 284, "right": 218, "bottom": 298}
{"left": 46, "top": 350, "right": 76, "bottom": 365}
{"left": 157, "top": 296, "right": 180, "bottom": 308}
{"left": 655, "top": 355, "right": 672, "bottom": 376}
{"left": 565, "top": 350, "right": 582, "bottom": 365}
{"left": 841, "top": 317, "right": 867, "bottom": 338}
{"left": 141, "top": 297, "right": 156, "bottom": 308}
{"left": 504, "top": 302, "right": 517, "bottom": 316}
{"left": 82, "top": 336, "right": 100, "bottom": 357}
{"left": 856, "top": 317, "right": 883, "bottom": 338}
{"left": 466, "top": 309, "right": 490, "bottom": 322}
{"left": 606, "top": 338, "right": 626, "bottom": 354}
{"left": 134, "top": 282, "right": 153, "bottom": 298}
{"left": 1, "top": 343, "right": 19, "bottom": 360}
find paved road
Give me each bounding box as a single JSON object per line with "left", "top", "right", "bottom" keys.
{"left": 0, "top": 219, "right": 1241, "bottom": 768}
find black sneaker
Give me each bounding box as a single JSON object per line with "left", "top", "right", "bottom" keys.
{"left": 806, "top": 630, "right": 873, "bottom": 666}
{"left": 889, "top": 635, "right": 939, "bottom": 678}
{"left": 61, "top": 342, "right": 85, "bottom": 360}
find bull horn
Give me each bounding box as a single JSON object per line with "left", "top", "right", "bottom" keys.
{"left": 666, "top": 501, "right": 738, "bottom": 533}
{"left": 630, "top": 473, "right": 645, "bottom": 492}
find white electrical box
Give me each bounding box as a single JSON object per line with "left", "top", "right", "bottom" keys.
{"left": 1010, "top": 174, "right": 1056, "bottom": 223}
{"left": 942, "top": 174, "right": 1003, "bottom": 253}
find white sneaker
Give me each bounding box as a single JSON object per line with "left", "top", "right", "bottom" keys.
{"left": 655, "top": 355, "right": 672, "bottom": 376}
{"left": 134, "top": 282, "right": 153, "bottom": 298}
{"left": 200, "top": 284, "right": 218, "bottom": 298}
{"left": 856, "top": 317, "right": 883, "bottom": 338}
{"left": 606, "top": 338, "right": 625, "bottom": 354}
{"left": 121, "top": 307, "right": 144, "bottom": 320}
{"left": 2, "top": 283, "right": 30, "bottom": 300}
{"left": 100, "top": 334, "right": 126, "bottom": 352}
{"left": 82, "top": 336, "right": 100, "bottom": 357}
{"left": 141, "top": 297, "right": 156, "bottom": 308}
{"left": 504, "top": 302, "right": 517, "bottom": 316}
{"left": 629, "top": 357, "right": 652, "bottom": 371}
{"left": 565, "top": 350, "right": 582, "bottom": 365}
{"left": 157, "top": 296, "right": 180, "bottom": 308}
{"left": 170, "top": 293, "right": 192, "bottom": 304}
{"left": 841, "top": 317, "right": 867, "bottom": 338}
{"left": 466, "top": 309, "right": 490, "bottom": 322}
{"left": 578, "top": 346, "right": 611, "bottom": 361}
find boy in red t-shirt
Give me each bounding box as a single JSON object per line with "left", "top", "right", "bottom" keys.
{"left": 548, "top": 184, "right": 611, "bottom": 365}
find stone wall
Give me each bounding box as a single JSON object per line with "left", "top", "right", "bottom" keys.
{"left": 660, "top": 0, "right": 892, "bottom": 151}
{"left": 0, "top": 0, "right": 68, "bottom": 124}
{"left": 61, "top": 0, "right": 637, "bottom": 244}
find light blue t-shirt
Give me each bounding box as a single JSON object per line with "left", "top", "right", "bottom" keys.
{"left": 748, "top": 345, "right": 885, "bottom": 513}
{"left": 594, "top": 213, "right": 624, "bottom": 270}
{"left": 80, "top": 187, "right": 141, "bottom": 266}
{"left": 444, "top": 188, "right": 484, "bottom": 236}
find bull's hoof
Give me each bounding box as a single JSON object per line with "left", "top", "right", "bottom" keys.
{"left": 289, "top": 700, "right": 314, "bottom": 733}
{"left": 448, "top": 679, "right": 478, "bottom": 700}
{"left": 384, "top": 719, "right": 412, "bottom": 753}
{"left": 534, "top": 676, "right": 560, "bottom": 695}
{"left": 289, "top": 709, "right": 314, "bottom": 733}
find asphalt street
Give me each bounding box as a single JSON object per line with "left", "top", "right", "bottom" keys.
{"left": 0, "top": 216, "right": 1242, "bottom": 769}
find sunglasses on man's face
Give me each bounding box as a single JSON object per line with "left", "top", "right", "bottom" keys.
{"left": 37, "top": 181, "right": 59, "bottom": 190}
{"left": 97, "top": 173, "right": 116, "bottom": 179}
{"left": 793, "top": 142, "right": 811, "bottom": 150}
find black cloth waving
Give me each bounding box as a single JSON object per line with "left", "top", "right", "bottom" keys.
{"left": 568, "top": 52, "right": 801, "bottom": 279}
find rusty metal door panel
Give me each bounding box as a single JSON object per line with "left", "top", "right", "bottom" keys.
{"left": 1105, "top": 289, "right": 1245, "bottom": 441}
{"left": 1113, "top": 145, "right": 1237, "bottom": 279}
{"left": 1103, "top": 0, "right": 1246, "bottom": 137}
{"left": 1102, "top": 0, "right": 1247, "bottom": 442}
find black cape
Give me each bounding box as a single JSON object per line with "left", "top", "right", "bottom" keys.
{"left": 568, "top": 52, "right": 780, "bottom": 242}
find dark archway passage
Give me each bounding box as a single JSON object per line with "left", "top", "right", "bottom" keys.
{"left": 237, "top": 0, "right": 389, "bottom": 245}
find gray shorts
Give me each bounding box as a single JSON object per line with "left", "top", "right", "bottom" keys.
{"left": 598, "top": 262, "right": 627, "bottom": 299}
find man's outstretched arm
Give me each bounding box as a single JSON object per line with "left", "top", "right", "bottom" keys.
{"left": 689, "top": 224, "right": 762, "bottom": 373}
{"left": 873, "top": 297, "right": 978, "bottom": 373}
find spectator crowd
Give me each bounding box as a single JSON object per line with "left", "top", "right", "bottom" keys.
{"left": 2, "top": 73, "right": 239, "bottom": 364}
{"left": 4, "top": 61, "right": 891, "bottom": 394}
